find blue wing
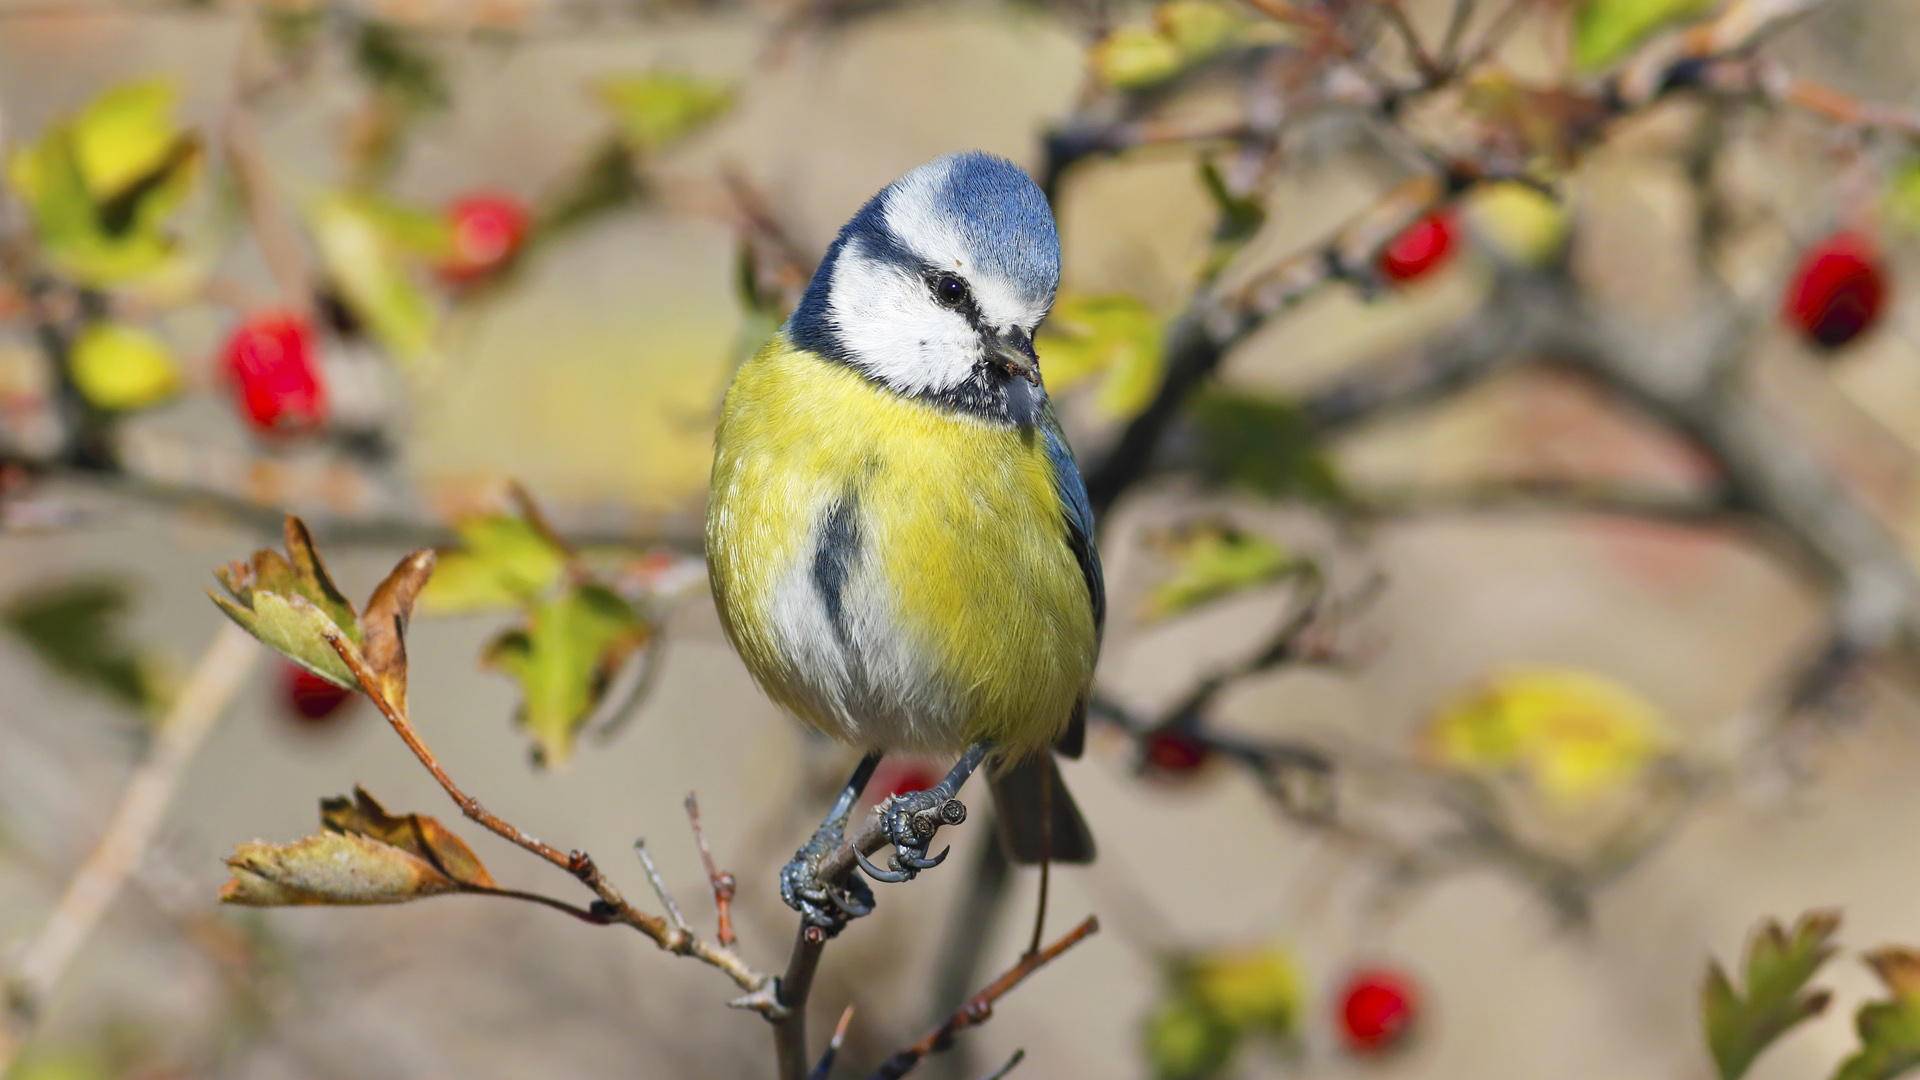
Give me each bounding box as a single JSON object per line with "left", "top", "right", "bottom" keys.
{"left": 1041, "top": 413, "right": 1102, "bottom": 760}
{"left": 1042, "top": 414, "right": 1104, "bottom": 642}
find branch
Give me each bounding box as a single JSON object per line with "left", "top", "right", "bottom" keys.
{"left": 863, "top": 916, "right": 1100, "bottom": 1080}
{"left": 685, "top": 793, "right": 738, "bottom": 948}
{"left": 2, "top": 622, "right": 260, "bottom": 1073}
{"left": 319, "top": 629, "right": 773, "bottom": 1003}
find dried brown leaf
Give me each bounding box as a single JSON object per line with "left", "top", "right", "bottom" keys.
{"left": 357, "top": 549, "right": 436, "bottom": 709}
{"left": 319, "top": 785, "right": 495, "bottom": 888}
{"left": 219, "top": 830, "right": 456, "bottom": 906}
{"left": 1867, "top": 949, "right": 1920, "bottom": 1002}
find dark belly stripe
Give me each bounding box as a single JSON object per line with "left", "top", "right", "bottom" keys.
{"left": 812, "top": 492, "right": 862, "bottom": 650}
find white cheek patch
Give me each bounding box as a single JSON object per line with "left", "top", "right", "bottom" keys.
{"left": 827, "top": 240, "right": 981, "bottom": 394}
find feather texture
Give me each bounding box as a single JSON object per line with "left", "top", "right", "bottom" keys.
{"left": 708, "top": 337, "right": 1099, "bottom": 760}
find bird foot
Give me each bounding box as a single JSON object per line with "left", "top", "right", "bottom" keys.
{"left": 854, "top": 786, "right": 967, "bottom": 885}
{"left": 780, "top": 817, "right": 875, "bottom": 937}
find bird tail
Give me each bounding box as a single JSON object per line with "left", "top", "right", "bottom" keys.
{"left": 987, "top": 754, "right": 1096, "bottom": 864}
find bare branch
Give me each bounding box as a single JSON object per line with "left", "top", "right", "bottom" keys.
{"left": 320, "top": 629, "right": 773, "bottom": 1001}
{"left": 685, "top": 792, "right": 738, "bottom": 948}
{"left": 2, "top": 623, "right": 260, "bottom": 1073}
{"left": 864, "top": 916, "right": 1100, "bottom": 1080}
{"left": 634, "top": 839, "right": 692, "bottom": 939}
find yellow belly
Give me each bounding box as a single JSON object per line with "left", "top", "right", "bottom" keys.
{"left": 707, "top": 338, "right": 1096, "bottom": 758}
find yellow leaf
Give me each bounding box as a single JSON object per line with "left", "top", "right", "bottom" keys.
{"left": 72, "top": 77, "right": 181, "bottom": 202}
{"left": 220, "top": 830, "right": 457, "bottom": 906}
{"left": 310, "top": 192, "right": 440, "bottom": 365}
{"left": 1156, "top": 0, "right": 1244, "bottom": 57}
{"left": 1465, "top": 182, "right": 1569, "bottom": 266}
{"left": 8, "top": 128, "right": 189, "bottom": 286}
{"left": 1427, "top": 666, "right": 1668, "bottom": 804}
{"left": 1039, "top": 293, "right": 1164, "bottom": 417}
{"left": 1147, "top": 524, "right": 1293, "bottom": 619}
{"left": 1090, "top": 27, "right": 1186, "bottom": 89}
{"left": 67, "top": 322, "right": 180, "bottom": 411}
{"left": 1187, "top": 945, "right": 1299, "bottom": 1035}
{"left": 1573, "top": 0, "right": 1719, "bottom": 70}
{"left": 420, "top": 513, "right": 568, "bottom": 615}
{"left": 595, "top": 73, "right": 734, "bottom": 153}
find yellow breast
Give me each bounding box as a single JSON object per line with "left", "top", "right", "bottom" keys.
{"left": 707, "top": 337, "right": 1096, "bottom": 758}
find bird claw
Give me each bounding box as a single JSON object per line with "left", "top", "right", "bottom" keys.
{"left": 780, "top": 818, "right": 876, "bottom": 936}
{"left": 854, "top": 786, "right": 967, "bottom": 885}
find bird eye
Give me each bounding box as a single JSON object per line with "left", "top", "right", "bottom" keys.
{"left": 928, "top": 272, "right": 970, "bottom": 309}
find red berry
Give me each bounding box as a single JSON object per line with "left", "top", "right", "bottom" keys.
{"left": 222, "top": 311, "right": 326, "bottom": 435}
{"left": 1784, "top": 230, "right": 1887, "bottom": 351}
{"left": 865, "top": 760, "right": 940, "bottom": 803}
{"left": 1143, "top": 727, "right": 1210, "bottom": 776}
{"left": 282, "top": 661, "right": 355, "bottom": 724}
{"left": 1338, "top": 968, "right": 1419, "bottom": 1054}
{"left": 1378, "top": 210, "right": 1458, "bottom": 284}
{"left": 438, "top": 193, "right": 531, "bottom": 285}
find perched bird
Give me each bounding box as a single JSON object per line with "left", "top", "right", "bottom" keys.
{"left": 706, "top": 151, "right": 1102, "bottom": 930}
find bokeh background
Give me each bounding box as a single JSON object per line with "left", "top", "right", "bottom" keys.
{"left": 5, "top": 1, "right": 1920, "bottom": 1079}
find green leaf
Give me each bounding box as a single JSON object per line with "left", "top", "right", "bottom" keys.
{"left": 1704, "top": 910, "right": 1841, "bottom": 1080}
{"left": 1834, "top": 949, "right": 1920, "bottom": 1080}
{"left": 8, "top": 126, "right": 192, "bottom": 286}
{"left": 310, "top": 191, "right": 440, "bottom": 365}
{"left": 67, "top": 322, "right": 181, "bottom": 411}
{"left": 1572, "top": 0, "right": 1719, "bottom": 70}
{"left": 420, "top": 513, "right": 569, "bottom": 615}
{"left": 1039, "top": 294, "right": 1165, "bottom": 419}
{"left": 1189, "top": 389, "right": 1343, "bottom": 501}
{"left": 1198, "top": 159, "right": 1266, "bottom": 251}
{"left": 483, "top": 583, "right": 650, "bottom": 767}
{"left": 3, "top": 579, "right": 160, "bottom": 709}
{"left": 1143, "top": 994, "right": 1240, "bottom": 1080}
{"left": 211, "top": 517, "right": 363, "bottom": 687}
{"left": 1148, "top": 523, "right": 1294, "bottom": 619}
{"left": 595, "top": 73, "right": 734, "bottom": 153}
{"left": 212, "top": 588, "right": 356, "bottom": 689}
{"left": 71, "top": 77, "right": 180, "bottom": 202}
{"left": 353, "top": 21, "right": 449, "bottom": 112}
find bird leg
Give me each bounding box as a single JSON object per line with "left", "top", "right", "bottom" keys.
{"left": 780, "top": 752, "right": 881, "bottom": 934}
{"left": 855, "top": 742, "right": 989, "bottom": 885}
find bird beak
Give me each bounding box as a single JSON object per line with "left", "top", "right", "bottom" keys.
{"left": 990, "top": 328, "right": 1041, "bottom": 387}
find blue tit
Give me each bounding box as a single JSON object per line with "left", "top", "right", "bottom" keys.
{"left": 706, "top": 151, "right": 1102, "bottom": 929}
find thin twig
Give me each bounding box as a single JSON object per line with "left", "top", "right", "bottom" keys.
{"left": 978, "top": 1051, "right": 1026, "bottom": 1080}
{"left": 1, "top": 622, "right": 260, "bottom": 1073}
{"left": 807, "top": 1005, "right": 857, "bottom": 1080}
{"left": 685, "top": 792, "right": 738, "bottom": 948}
{"left": 864, "top": 916, "right": 1100, "bottom": 1080}
{"left": 634, "top": 839, "right": 691, "bottom": 938}
{"left": 320, "top": 630, "right": 772, "bottom": 1000}
{"left": 221, "top": 105, "right": 313, "bottom": 314}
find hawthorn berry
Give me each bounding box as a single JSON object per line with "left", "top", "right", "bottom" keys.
{"left": 1338, "top": 967, "right": 1419, "bottom": 1054}
{"left": 865, "top": 759, "right": 940, "bottom": 802}
{"left": 1378, "top": 210, "right": 1458, "bottom": 284}
{"left": 222, "top": 311, "right": 326, "bottom": 435}
{"left": 1783, "top": 230, "right": 1887, "bottom": 351}
{"left": 1143, "top": 726, "right": 1210, "bottom": 776}
{"left": 282, "top": 661, "right": 355, "bottom": 725}
{"left": 438, "top": 193, "right": 531, "bottom": 286}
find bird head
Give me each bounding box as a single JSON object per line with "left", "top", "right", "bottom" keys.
{"left": 785, "top": 152, "right": 1062, "bottom": 425}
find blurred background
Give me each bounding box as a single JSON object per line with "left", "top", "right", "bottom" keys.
{"left": 3, "top": 0, "right": 1920, "bottom": 1078}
